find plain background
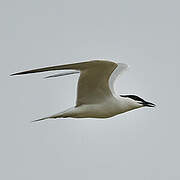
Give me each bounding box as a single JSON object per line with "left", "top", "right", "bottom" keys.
{"left": 1, "top": 0, "right": 180, "bottom": 179}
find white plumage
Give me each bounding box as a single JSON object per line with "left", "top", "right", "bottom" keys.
{"left": 11, "top": 60, "right": 155, "bottom": 122}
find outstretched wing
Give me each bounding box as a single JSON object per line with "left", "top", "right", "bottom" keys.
{"left": 11, "top": 60, "right": 128, "bottom": 106}
{"left": 75, "top": 60, "right": 117, "bottom": 105}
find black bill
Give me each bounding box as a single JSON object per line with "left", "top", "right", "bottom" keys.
{"left": 143, "top": 101, "right": 156, "bottom": 107}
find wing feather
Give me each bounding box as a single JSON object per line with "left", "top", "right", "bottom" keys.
{"left": 76, "top": 60, "right": 117, "bottom": 105}
{"left": 11, "top": 60, "right": 128, "bottom": 106}
{"left": 10, "top": 61, "right": 91, "bottom": 76}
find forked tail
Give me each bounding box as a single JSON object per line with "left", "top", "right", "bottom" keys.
{"left": 32, "top": 107, "right": 75, "bottom": 122}
{"left": 32, "top": 116, "right": 53, "bottom": 122}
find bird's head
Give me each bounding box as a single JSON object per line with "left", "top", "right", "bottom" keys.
{"left": 120, "top": 95, "right": 155, "bottom": 110}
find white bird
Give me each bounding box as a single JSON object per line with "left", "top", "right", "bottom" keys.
{"left": 11, "top": 60, "right": 155, "bottom": 122}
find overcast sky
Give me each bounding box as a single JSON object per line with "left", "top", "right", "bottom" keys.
{"left": 1, "top": 0, "right": 180, "bottom": 179}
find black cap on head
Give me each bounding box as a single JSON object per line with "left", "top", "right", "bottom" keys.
{"left": 120, "top": 95, "right": 155, "bottom": 107}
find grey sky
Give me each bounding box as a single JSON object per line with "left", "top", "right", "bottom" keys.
{"left": 1, "top": 0, "right": 180, "bottom": 179}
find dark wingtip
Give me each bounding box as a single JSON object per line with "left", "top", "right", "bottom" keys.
{"left": 10, "top": 72, "right": 24, "bottom": 76}
{"left": 10, "top": 71, "right": 32, "bottom": 76}
{"left": 31, "top": 119, "right": 43, "bottom": 123}
{"left": 31, "top": 119, "right": 41, "bottom": 123}
{"left": 10, "top": 73, "right": 17, "bottom": 76}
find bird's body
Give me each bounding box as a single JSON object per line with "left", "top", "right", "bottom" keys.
{"left": 49, "top": 97, "right": 136, "bottom": 119}
{"left": 11, "top": 60, "right": 155, "bottom": 121}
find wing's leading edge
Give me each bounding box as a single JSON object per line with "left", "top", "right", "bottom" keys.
{"left": 11, "top": 60, "right": 128, "bottom": 106}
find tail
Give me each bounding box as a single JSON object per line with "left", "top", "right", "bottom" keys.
{"left": 32, "top": 116, "right": 53, "bottom": 122}
{"left": 32, "top": 113, "right": 63, "bottom": 123}
{"left": 32, "top": 107, "right": 75, "bottom": 122}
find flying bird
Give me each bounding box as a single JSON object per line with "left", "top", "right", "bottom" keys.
{"left": 11, "top": 60, "right": 155, "bottom": 122}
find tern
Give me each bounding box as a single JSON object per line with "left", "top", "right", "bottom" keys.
{"left": 11, "top": 60, "right": 155, "bottom": 122}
